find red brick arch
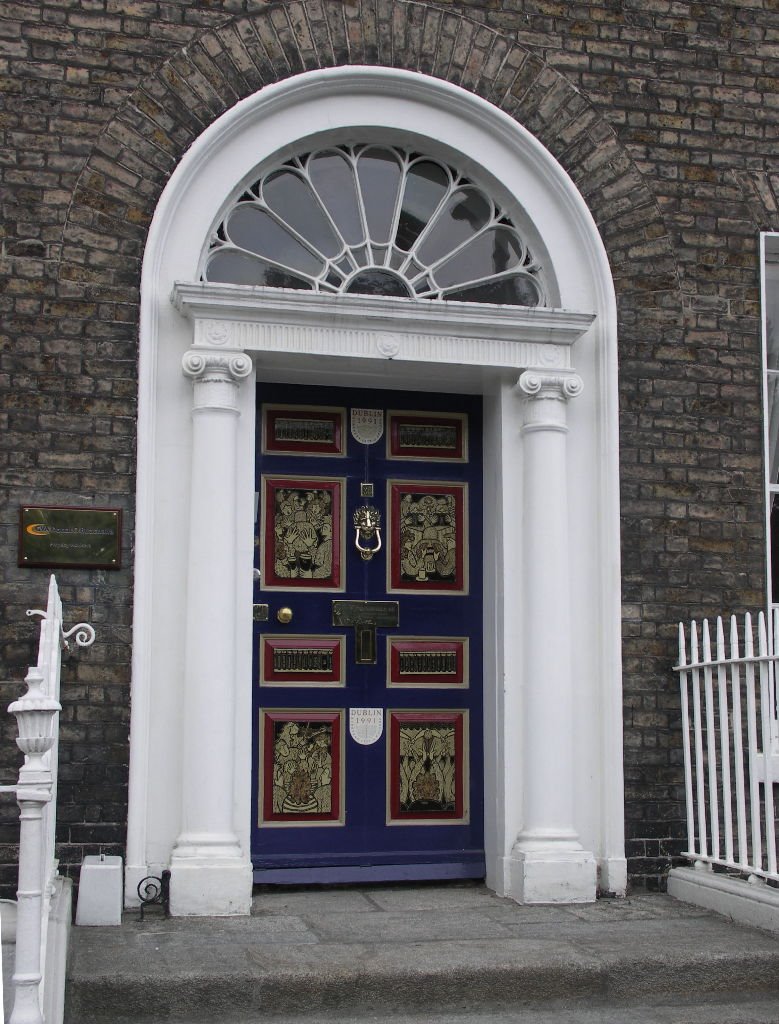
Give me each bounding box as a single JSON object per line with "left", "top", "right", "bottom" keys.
{"left": 59, "top": 0, "right": 681, "bottom": 319}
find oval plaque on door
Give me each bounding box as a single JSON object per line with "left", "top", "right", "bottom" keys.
{"left": 351, "top": 408, "right": 384, "bottom": 445}
{"left": 349, "top": 707, "right": 384, "bottom": 745}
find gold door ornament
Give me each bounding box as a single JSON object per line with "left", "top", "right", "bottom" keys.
{"left": 353, "top": 504, "right": 382, "bottom": 561}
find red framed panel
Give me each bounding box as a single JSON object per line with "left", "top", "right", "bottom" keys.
{"left": 260, "top": 635, "right": 345, "bottom": 686}
{"left": 387, "top": 480, "right": 467, "bottom": 594}
{"left": 261, "top": 475, "right": 344, "bottom": 591}
{"left": 387, "top": 638, "right": 468, "bottom": 688}
{"left": 259, "top": 710, "right": 344, "bottom": 826}
{"left": 263, "top": 405, "right": 346, "bottom": 456}
{"left": 387, "top": 710, "right": 467, "bottom": 824}
{"left": 387, "top": 411, "right": 467, "bottom": 462}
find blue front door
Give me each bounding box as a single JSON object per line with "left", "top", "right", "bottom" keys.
{"left": 252, "top": 383, "right": 484, "bottom": 883}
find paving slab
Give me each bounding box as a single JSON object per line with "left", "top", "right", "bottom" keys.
{"left": 251, "top": 887, "right": 377, "bottom": 915}
{"left": 303, "top": 907, "right": 515, "bottom": 942}
{"left": 361, "top": 883, "right": 503, "bottom": 912}
{"left": 64, "top": 883, "right": 779, "bottom": 1024}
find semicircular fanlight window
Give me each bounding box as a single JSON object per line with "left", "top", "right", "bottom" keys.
{"left": 204, "top": 145, "right": 547, "bottom": 307}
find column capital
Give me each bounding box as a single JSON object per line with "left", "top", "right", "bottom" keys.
{"left": 182, "top": 349, "right": 252, "bottom": 414}
{"left": 516, "top": 371, "right": 583, "bottom": 435}
{"left": 182, "top": 349, "right": 253, "bottom": 384}
{"left": 516, "top": 370, "right": 583, "bottom": 402}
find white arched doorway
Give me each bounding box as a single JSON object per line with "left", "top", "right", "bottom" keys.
{"left": 128, "top": 66, "right": 625, "bottom": 915}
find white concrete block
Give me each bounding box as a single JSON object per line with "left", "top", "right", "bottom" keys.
{"left": 76, "top": 855, "right": 123, "bottom": 926}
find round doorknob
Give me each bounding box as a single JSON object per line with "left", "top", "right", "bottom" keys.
{"left": 276, "top": 607, "right": 293, "bottom": 624}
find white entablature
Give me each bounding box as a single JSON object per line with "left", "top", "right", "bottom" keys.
{"left": 171, "top": 283, "right": 595, "bottom": 372}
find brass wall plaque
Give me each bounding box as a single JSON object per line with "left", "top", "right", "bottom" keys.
{"left": 19, "top": 506, "right": 122, "bottom": 570}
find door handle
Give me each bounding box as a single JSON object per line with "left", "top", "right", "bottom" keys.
{"left": 354, "top": 504, "right": 382, "bottom": 561}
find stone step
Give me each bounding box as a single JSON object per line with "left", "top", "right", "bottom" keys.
{"left": 64, "top": 887, "right": 779, "bottom": 1024}
{"left": 237, "top": 998, "right": 779, "bottom": 1024}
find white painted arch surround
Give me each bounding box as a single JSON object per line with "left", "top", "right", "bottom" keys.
{"left": 129, "top": 66, "right": 626, "bottom": 914}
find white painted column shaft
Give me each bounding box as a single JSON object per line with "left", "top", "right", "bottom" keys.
{"left": 170, "top": 349, "right": 253, "bottom": 916}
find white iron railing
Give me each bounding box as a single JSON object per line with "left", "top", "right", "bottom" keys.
{"left": 0, "top": 576, "right": 95, "bottom": 1024}
{"left": 676, "top": 611, "right": 779, "bottom": 883}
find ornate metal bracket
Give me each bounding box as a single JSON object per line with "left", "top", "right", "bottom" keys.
{"left": 137, "top": 870, "right": 171, "bottom": 920}
{"left": 26, "top": 608, "right": 96, "bottom": 651}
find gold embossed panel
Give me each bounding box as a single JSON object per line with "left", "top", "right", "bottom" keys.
{"left": 261, "top": 475, "right": 345, "bottom": 591}
{"left": 387, "top": 481, "right": 467, "bottom": 594}
{"left": 260, "top": 710, "right": 344, "bottom": 826}
{"left": 387, "top": 711, "right": 468, "bottom": 824}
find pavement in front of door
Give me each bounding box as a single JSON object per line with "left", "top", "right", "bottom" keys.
{"left": 65, "top": 882, "right": 779, "bottom": 1024}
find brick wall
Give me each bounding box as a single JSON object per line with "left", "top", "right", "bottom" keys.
{"left": 1, "top": 0, "right": 777, "bottom": 893}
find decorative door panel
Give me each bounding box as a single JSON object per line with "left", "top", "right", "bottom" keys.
{"left": 260, "top": 636, "right": 346, "bottom": 687}
{"left": 260, "top": 475, "right": 345, "bottom": 590}
{"left": 386, "top": 410, "right": 468, "bottom": 462}
{"left": 259, "top": 710, "right": 345, "bottom": 825}
{"left": 387, "top": 480, "right": 467, "bottom": 594}
{"left": 262, "top": 405, "right": 347, "bottom": 457}
{"left": 387, "top": 710, "right": 468, "bottom": 824}
{"left": 387, "top": 638, "right": 469, "bottom": 688}
{"left": 252, "top": 383, "right": 483, "bottom": 883}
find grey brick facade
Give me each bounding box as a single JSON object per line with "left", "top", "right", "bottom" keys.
{"left": 1, "top": 0, "right": 778, "bottom": 893}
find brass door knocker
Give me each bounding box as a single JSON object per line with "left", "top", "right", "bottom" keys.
{"left": 354, "top": 505, "right": 382, "bottom": 561}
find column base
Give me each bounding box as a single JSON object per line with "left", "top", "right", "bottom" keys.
{"left": 169, "top": 834, "right": 252, "bottom": 916}
{"left": 169, "top": 857, "right": 252, "bottom": 916}
{"left": 508, "top": 845, "right": 597, "bottom": 904}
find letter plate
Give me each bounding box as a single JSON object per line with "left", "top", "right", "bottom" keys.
{"left": 332, "top": 601, "right": 399, "bottom": 665}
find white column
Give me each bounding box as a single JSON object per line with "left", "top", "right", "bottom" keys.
{"left": 170, "top": 349, "right": 253, "bottom": 916}
{"left": 508, "top": 370, "right": 597, "bottom": 904}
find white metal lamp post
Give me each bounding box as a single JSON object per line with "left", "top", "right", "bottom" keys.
{"left": 8, "top": 667, "right": 61, "bottom": 1024}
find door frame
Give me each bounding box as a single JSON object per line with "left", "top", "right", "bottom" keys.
{"left": 128, "top": 66, "right": 626, "bottom": 915}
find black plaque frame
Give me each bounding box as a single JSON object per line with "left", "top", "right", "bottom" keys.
{"left": 19, "top": 506, "right": 122, "bottom": 570}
